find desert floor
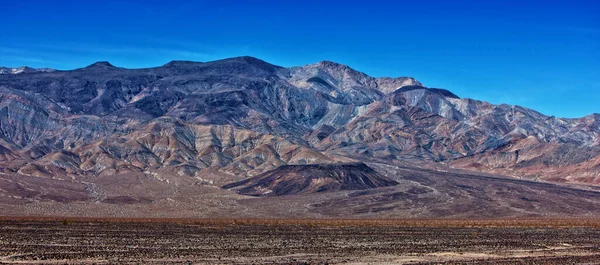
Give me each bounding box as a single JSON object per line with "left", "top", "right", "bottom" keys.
{"left": 1, "top": 218, "right": 600, "bottom": 264}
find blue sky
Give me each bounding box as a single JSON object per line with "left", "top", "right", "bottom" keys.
{"left": 0, "top": 0, "right": 598, "bottom": 118}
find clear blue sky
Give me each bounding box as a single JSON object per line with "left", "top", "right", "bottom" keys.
{"left": 1, "top": 1, "right": 598, "bottom": 118}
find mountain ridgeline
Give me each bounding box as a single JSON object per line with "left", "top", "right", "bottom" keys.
{"left": 1, "top": 56, "right": 597, "bottom": 185}
{"left": 0, "top": 56, "right": 600, "bottom": 218}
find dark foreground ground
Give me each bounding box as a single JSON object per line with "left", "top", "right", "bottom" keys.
{"left": 1, "top": 218, "right": 600, "bottom": 264}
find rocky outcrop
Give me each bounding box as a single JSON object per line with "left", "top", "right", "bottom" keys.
{"left": 223, "top": 162, "right": 398, "bottom": 196}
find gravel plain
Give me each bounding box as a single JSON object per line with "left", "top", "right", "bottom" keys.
{"left": 1, "top": 218, "right": 600, "bottom": 264}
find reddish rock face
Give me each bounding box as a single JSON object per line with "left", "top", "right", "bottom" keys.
{"left": 0, "top": 56, "right": 599, "bottom": 217}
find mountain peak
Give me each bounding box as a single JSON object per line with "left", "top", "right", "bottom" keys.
{"left": 311, "top": 60, "right": 372, "bottom": 81}
{"left": 205, "top": 56, "right": 282, "bottom": 74}
{"left": 217, "top": 56, "right": 274, "bottom": 66}
{"left": 316, "top": 60, "right": 350, "bottom": 70}
{"left": 163, "top": 60, "right": 202, "bottom": 67}
{"left": 393, "top": 85, "right": 460, "bottom": 99}
{"left": 86, "top": 61, "right": 116, "bottom": 69}
{"left": 375, "top": 77, "right": 423, "bottom": 94}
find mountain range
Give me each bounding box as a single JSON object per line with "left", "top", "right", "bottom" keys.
{"left": 0, "top": 56, "right": 599, "bottom": 218}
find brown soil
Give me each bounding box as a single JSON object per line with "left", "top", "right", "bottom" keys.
{"left": 1, "top": 218, "right": 600, "bottom": 264}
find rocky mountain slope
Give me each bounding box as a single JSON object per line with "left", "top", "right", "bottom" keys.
{"left": 0, "top": 56, "right": 599, "bottom": 217}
